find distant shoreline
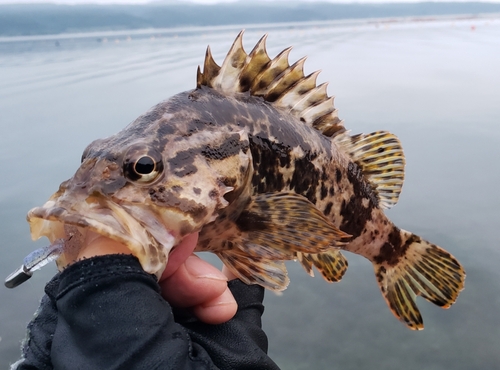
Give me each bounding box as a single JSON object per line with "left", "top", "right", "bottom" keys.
{"left": 1, "top": 13, "right": 497, "bottom": 45}
{"left": 1, "top": 2, "right": 500, "bottom": 37}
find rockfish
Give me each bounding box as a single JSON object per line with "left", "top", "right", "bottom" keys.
{"left": 10, "top": 32, "right": 465, "bottom": 330}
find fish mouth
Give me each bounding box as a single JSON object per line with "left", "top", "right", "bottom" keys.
{"left": 27, "top": 194, "right": 175, "bottom": 277}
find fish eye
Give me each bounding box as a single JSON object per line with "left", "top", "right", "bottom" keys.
{"left": 134, "top": 156, "right": 155, "bottom": 174}
{"left": 123, "top": 147, "right": 164, "bottom": 184}
{"left": 134, "top": 156, "right": 156, "bottom": 177}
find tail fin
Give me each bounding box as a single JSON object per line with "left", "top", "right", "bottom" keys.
{"left": 373, "top": 228, "right": 465, "bottom": 330}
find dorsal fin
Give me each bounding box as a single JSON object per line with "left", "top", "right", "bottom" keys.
{"left": 335, "top": 131, "right": 406, "bottom": 209}
{"left": 197, "top": 30, "right": 345, "bottom": 137}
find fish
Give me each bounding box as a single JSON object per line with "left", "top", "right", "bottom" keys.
{"left": 17, "top": 31, "right": 465, "bottom": 330}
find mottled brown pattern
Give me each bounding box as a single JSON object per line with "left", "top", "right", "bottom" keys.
{"left": 201, "top": 133, "right": 247, "bottom": 160}
{"left": 167, "top": 148, "right": 199, "bottom": 177}
{"left": 149, "top": 187, "right": 208, "bottom": 222}
{"left": 25, "top": 32, "right": 465, "bottom": 331}
{"left": 374, "top": 231, "right": 420, "bottom": 266}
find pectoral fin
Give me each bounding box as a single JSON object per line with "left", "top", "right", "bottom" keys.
{"left": 235, "top": 192, "right": 351, "bottom": 258}
{"left": 199, "top": 192, "right": 350, "bottom": 290}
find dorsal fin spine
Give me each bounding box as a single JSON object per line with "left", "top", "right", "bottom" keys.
{"left": 275, "top": 71, "right": 320, "bottom": 109}
{"left": 265, "top": 57, "right": 307, "bottom": 102}
{"left": 301, "top": 97, "right": 336, "bottom": 124}
{"left": 215, "top": 32, "right": 248, "bottom": 92}
{"left": 239, "top": 34, "right": 270, "bottom": 92}
{"left": 291, "top": 83, "right": 329, "bottom": 114}
{"left": 202, "top": 46, "right": 220, "bottom": 88}
{"left": 252, "top": 47, "right": 291, "bottom": 94}
{"left": 196, "top": 66, "right": 203, "bottom": 88}
{"left": 197, "top": 31, "right": 346, "bottom": 137}
{"left": 314, "top": 113, "right": 344, "bottom": 137}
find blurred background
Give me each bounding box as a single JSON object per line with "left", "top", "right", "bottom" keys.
{"left": 1, "top": 1, "right": 499, "bottom": 369}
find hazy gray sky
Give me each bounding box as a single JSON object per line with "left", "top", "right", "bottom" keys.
{"left": 3, "top": 0, "right": 500, "bottom": 4}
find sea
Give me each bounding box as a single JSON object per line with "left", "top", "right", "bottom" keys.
{"left": 0, "top": 16, "right": 499, "bottom": 369}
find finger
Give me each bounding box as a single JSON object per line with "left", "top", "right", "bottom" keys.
{"left": 222, "top": 264, "right": 238, "bottom": 280}
{"left": 191, "top": 286, "right": 238, "bottom": 325}
{"left": 161, "top": 233, "right": 199, "bottom": 280}
{"left": 160, "top": 255, "right": 228, "bottom": 308}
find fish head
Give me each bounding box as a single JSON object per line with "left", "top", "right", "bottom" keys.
{"left": 27, "top": 112, "right": 253, "bottom": 277}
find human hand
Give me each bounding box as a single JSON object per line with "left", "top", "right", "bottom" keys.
{"left": 77, "top": 232, "right": 238, "bottom": 324}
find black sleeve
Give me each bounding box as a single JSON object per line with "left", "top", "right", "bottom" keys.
{"left": 14, "top": 254, "right": 280, "bottom": 370}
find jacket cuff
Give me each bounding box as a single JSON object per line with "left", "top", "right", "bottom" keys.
{"left": 53, "top": 254, "right": 157, "bottom": 298}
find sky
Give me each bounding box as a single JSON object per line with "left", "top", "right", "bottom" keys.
{"left": 2, "top": 0, "right": 500, "bottom": 4}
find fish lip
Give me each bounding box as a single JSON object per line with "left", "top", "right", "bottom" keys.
{"left": 28, "top": 205, "right": 128, "bottom": 244}
{"left": 27, "top": 197, "right": 174, "bottom": 276}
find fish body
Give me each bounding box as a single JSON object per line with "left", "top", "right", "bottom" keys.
{"left": 26, "top": 32, "right": 465, "bottom": 330}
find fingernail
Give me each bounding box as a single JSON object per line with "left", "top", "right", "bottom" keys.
{"left": 184, "top": 256, "right": 227, "bottom": 281}
{"left": 202, "top": 301, "right": 235, "bottom": 308}
{"left": 196, "top": 274, "right": 228, "bottom": 281}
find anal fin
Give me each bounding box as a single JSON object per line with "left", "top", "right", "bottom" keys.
{"left": 296, "top": 250, "right": 348, "bottom": 283}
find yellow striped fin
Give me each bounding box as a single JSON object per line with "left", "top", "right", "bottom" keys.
{"left": 374, "top": 229, "right": 465, "bottom": 330}
{"left": 296, "top": 250, "right": 348, "bottom": 283}
{"left": 336, "top": 131, "right": 406, "bottom": 209}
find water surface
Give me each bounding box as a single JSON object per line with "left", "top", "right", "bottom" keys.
{"left": 1, "top": 18, "right": 499, "bottom": 369}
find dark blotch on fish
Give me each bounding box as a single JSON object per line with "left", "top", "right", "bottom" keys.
{"left": 235, "top": 210, "right": 270, "bottom": 232}
{"left": 250, "top": 135, "right": 289, "bottom": 193}
{"left": 186, "top": 119, "right": 215, "bottom": 135}
{"left": 168, "top": 149, "right": 199, "bottom": 177}
{"left": 374, "top": 229, "right": 420, "bottom": 266}
{"left": 335, "top": 168, "right": 342, "bottom": 183}
{"left": 323, "top": 202, "right": 333, "bottom": 216}
{"left": 289, "top": 153, "right": 321, "bottom": 204}
{"left": 202, "top": 133, "right": 246, "bottom": 160}
{"left": 149, "top": 188, "right": 207, "bottom": 222}
{"left": 339, "top": 162, "right": 377, "bottom": 237}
